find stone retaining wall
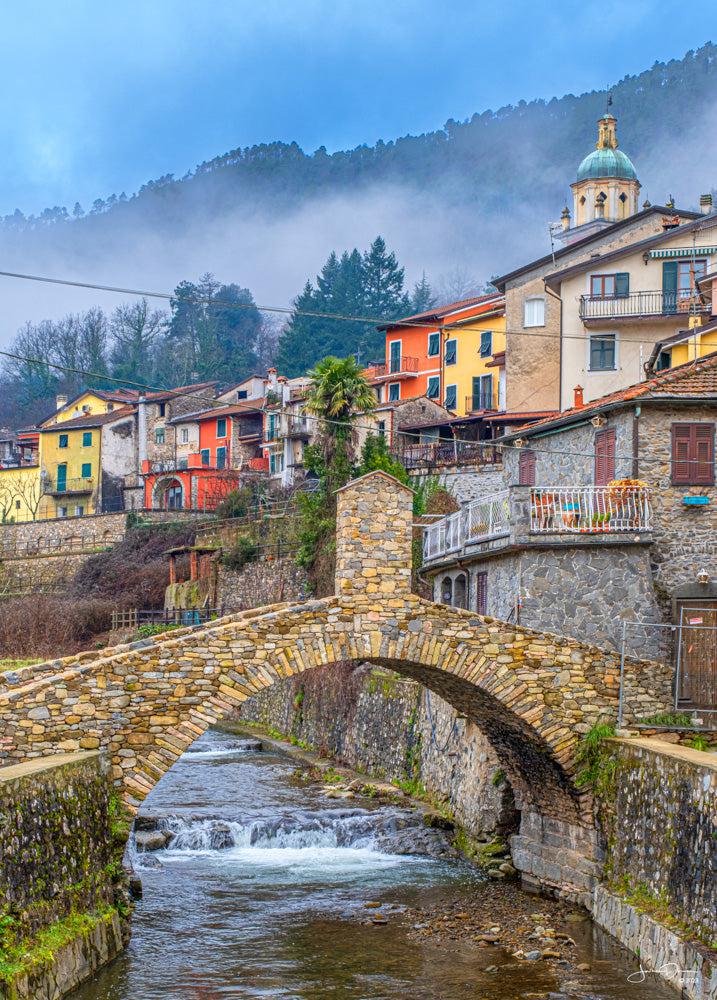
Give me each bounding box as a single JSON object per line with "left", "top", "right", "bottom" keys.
{"left": 217, "top": 557, "right": 307, "bottom": 613}
{"left": 0, "top": 752, "right": 130, "bottom": 999}
{"left": 601, "top": 738, "right": 717, "bottom": 943}
{"left": 0, "top": 551, "right": 99, "bottom": 596}
{"left": 240, "top": 665, "right": 516, "bottom": 838}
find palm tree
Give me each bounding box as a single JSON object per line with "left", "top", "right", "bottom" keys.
{"left": 305, "top": 355, "right": 376, "bottom": 486}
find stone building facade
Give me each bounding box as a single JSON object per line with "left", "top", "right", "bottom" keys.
{"left": 424, "top": 355, "right": 717, "bottom": 678}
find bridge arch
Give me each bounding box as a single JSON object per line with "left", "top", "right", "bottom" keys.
{"left": 0, "top": 470, "right": 671, "bottom": 836}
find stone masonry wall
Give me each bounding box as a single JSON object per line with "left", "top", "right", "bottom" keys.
{"left": 0, "top": 752, "right": 117, "bottom": 938}
{"left": 0, "top": 552, "right": 97, "bottom": 597}
{"left": 0, "top": 752, "right": 129, "bottom": 1000}
{"left": 240, "top": 665, "right": 516, "bottom": 839}
{"left": 600, "top": 738, "right": 717, "bottom": 943}
{"left": 217, "top": 557, "right": 307, "bottom": 613}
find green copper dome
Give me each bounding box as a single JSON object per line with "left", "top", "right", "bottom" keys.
{"left": 576, "top": 146, "right": 638, "bottom": 182}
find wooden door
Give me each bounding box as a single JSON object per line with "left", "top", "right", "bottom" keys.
{"left": 677, "top": 602, "right": 717, "bottom": 708}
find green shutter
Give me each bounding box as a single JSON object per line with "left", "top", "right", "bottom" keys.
{"left": 662, "top": 261, "right": 678, "bottom": 314}
{"left": 615, "top": 273, "right": 629, "bottom": 298}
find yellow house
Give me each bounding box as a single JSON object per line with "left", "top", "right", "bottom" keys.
{"left": 37, "top": 407, "right": 137, "bottom": 519}
{"left": 50, "top": 388, "right": 138, "bottom": 424}
{"left": 442, "top": 298, "right": 506, "bottom": 416}
{"left": 0, "top": 465, "right": 43, "bottom": 522}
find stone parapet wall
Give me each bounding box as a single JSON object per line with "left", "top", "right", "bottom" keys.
{"left": 240, "top": 665, "right": 515, "bottom": 838}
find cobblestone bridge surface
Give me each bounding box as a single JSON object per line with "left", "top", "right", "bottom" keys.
{"left": 0, "top": 472, "right": 671, "bottom": 836}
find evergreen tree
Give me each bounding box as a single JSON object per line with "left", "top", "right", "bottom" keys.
{"left": 409, "top": 272, "right": 436, "bottom": 313}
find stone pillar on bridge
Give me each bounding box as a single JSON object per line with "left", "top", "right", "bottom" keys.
{"left": 335, "top": 470, "right": 413, "bottom": 597}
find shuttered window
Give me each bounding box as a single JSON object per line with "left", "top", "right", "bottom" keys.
{"left": 671, "top": 423, "right": 715, "bottom": 485}
{"left": 518, "top": 449, "right": 536, "bottom": 486}
{"left": 594, "top": 428, "right": 615, "bottom": 485}
{"left": 474, "top": 572, "right": 488, "bottom": 616}
{"left": 445, "top": 339, "right": 457, "bottom": 365}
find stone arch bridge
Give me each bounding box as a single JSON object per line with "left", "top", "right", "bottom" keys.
{"left": 0, "top": 472, "right": 671, "bottom": 897}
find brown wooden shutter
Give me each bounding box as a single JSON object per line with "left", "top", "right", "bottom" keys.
{"left": 518, "top": 449, "right": 536, "bottom": 486}
{"left": 672, "top": 423, "right": 715, "bottom": 485}
{"left": 594, "top": 428, "right": 615, "bottom": 485}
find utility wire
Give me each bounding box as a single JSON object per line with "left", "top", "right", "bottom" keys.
{"left": 1, "top": 345, "right": 707, "bottom": 467}
{"left": 0, "top": 267, "right": 708, "bottom": 347}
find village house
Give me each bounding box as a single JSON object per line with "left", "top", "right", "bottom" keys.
{"left": 421, "top": 352, "right": 717, "bottom": 710}
{"left": 545, "top": 206, "right": 717, "bottom": 406}
{"left": 374, "top": 294, "right": 506, "bottom": 417}
{"left": 493, "top": 112, "right": 704, "bottom": 414}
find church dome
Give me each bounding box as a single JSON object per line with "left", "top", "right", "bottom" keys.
{"left": 577, "top": 146, "right": 638, "bottom": 182}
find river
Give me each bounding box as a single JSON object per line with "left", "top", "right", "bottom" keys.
{"left": 71, "top": 730, "right": 676, "bottom": 1000}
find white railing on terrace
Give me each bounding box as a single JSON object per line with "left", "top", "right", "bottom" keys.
{"left": 423, "top": 490, "right": 511, "bottom": 561}
{"left": 530, "top": 486, "right": 651, "bottom": 534}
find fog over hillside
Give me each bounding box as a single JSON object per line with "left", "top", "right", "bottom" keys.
{"left": 0, "top": 42, "right": 715, "bottom": 348}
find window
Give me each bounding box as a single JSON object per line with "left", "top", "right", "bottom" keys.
{"left": 589, "top": 334, "right": 616, "bottom": 371}
{"left": 678, "top": 259, "right": 707, "bottom": 302}
{"left": 440, "top": 576, "right": 453, "bottom": 604}
{"left": 82, "top": 431, "right": 92, "bottom": 447}
{"left": 524, "top": 297, "right": 545, "bottom": 327}
{"left": 56, "top": 464, "right": 67, "bottom": 491}
{"left": 388, "top": 383, "right": 400, "bottom": 402}
{"left": 180, "top": 428, "right": 189, "bottom": 445}
{"left": 270, "top": 452, "right": 284, "bottom": 475}
{"left": 200, "top": 448, "right": 210, "bottom": 466}
{"left": 58, "top": 434, "right": 68, "bottom": 449}
{"left": 474, "top": 572, "right": 488, "bottom": 615}
{"left": 454, "top": 574, "right": 467, "bottom": 609}
{"left": 389, "top": 340, "right": 402, "bottom": 374}
{"left": 74, "top": 505, "right": 84, "bottom": 516}
{"left": 426, "top": 376, "right": 440, "bottom": 400}
{"left": 444, "top": 339, "right": 457, "bottom": 365}
{"left": 671, "top": 423, "right": 714, "bottom": 486}
{"left": 377, "top": 420, "right": 386, "bottom": 438}
{"left": 216, "top": 417, "right": 227, "bottom": 438}
{"left": 518, "top": 449, "right": 536, "bottom": 486}
{"left": 81, "top": 463, "right": 91, "bottom": 479}
{"left": 656, "top": 350, "right": 672, "bottom": 372}
{"left": 663, "top": 260, "right": 708, "bottom": 313}
{"left": 178, "top": 458, "right": 188, "bottom": 470}
{"left": 590, "top": 273, "right": 629, "bottom": 298}
{"left": 594, "top": 428, "right": 616, "bottom": 485}
{"left": 374, "top": 386, "right": 383, "bottom": 404}
{"left": 444, "top": 384, "right": 457, "bottom": 410}
{"left": 427, "top": 331, "right": 440, "bottom": 357}
{"left": 166, "top": 484, "right": 183, "bottom": 509}
{"left": 267, "top": 413, "right": 276, "bottom": 441}
{"left": 155, "top": 427, "right": 165, "bottom": 444}
{"left": 480, "top": 330, "right": 492, "bottom": 358}
{"left": 158, "top": 403, "right": 166, "bottom": 417}
{"left": 237, "top": 389, "right": 248, "bottom": 400}
{"left": 471, "top": 374, "right": 494, "bottom": 411}
{"left": 107, "top": 403, "right": 114, "bottom": 411}
{"left": 57, "top": 506, "right": 68, "bottom": 518}
{"left": 216, "top": 446, "right": 227, "bottom": 470}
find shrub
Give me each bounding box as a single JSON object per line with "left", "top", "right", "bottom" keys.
{"left": 221, "top": 534, "right": 260, "bottom": 570}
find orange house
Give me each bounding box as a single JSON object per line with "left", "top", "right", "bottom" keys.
{"left": 374, "top": 294, "right": 506, "bottom": 416}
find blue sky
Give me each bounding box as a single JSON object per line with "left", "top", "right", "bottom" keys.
{"left": 0, "top": 1, "right": 711, "bottom": 216}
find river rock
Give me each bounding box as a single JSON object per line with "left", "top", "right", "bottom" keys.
{"left": 524, "top": 951, "right": 541, "bottom": 961}
{"left": 135, "top": 830, "right": 169, "bottom": 852}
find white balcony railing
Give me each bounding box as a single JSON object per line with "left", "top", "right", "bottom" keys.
{"left": 530, "top": 486, "right": 651, "bottom": 534}
{"left": 423, "top": 490, "right": 511, "bottom": 561}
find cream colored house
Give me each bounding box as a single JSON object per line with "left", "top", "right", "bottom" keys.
{"left": 546, "top": 211, "right": 717, "bottom": 405}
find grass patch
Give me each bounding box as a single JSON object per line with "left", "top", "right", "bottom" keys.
{"left": 639, "top": 711, "right": 694, "bottom": 727}
{"left": 0, "top": 658, "right": 41, "bottom": 672}
{"left": 0, "top": 906, "right": 117, "bottom": 982}
{"left": 574, "top": 721, "right": 617, "bottom": 796}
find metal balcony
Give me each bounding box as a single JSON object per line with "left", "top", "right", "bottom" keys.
{"left": 372, "top": 357, "right": 420, "bottom": 379}
{"left": 530, "top": 486, "right": 652, "bottom": 534}
{"left": 579, "top": 291, "right": 710, "bottom": 322}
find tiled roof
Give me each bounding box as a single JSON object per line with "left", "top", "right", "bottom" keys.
{"left": 37, "top": 406, "right": 136, "bottom": 432}
{"left": 169, "top": 402, "right": 264, "bottom": 424}
{"left": 377, "top": 293, "right": 504, "bottom": 331}
{"left": 500, "top": 351, "right": 717, "bottom": 441}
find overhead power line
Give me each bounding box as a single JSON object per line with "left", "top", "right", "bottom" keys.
{"left": 0, "top": 267, "right": 708, "bottom": 348}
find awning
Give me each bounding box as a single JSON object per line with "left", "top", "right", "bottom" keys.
{"left": 649, "top": 247, "right": 717, "bottom": 259}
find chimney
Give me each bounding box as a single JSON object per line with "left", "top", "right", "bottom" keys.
{"left": 56, "top": 394, "right": 68, "bottom": 411}
{"left": 700, "top": 194, "right": 713, "bottom": 216}
{"left": 573, "top": 385, "right": 584, "bottom": 409}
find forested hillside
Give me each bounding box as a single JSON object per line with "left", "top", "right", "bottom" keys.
{"left": 0, "top": 43, "right": 715, "bottom": 417}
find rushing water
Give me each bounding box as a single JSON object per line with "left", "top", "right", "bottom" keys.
{"left": 72, "top": 730, "right": 677, "bottom": 1000}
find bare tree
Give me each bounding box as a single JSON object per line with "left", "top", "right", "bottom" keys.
{"left": 109, "top": 299, "right": 166, "bottom": 383}
{"left": 0, "top": 471, "right": 47, "bottom": 522}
